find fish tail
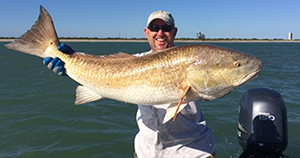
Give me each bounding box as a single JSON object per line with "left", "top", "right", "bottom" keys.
{"left": 5, "top": 6, "right": 60, "bottom": 58}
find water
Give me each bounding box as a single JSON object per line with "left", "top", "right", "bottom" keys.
{"left": 0, "top": 41, "right": 299, "bottom": 158}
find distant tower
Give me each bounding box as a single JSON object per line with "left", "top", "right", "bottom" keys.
{"left": 288, "top": 32, "right": 293, "bottom": 40}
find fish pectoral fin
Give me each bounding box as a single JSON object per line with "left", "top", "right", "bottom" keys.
{"left": 163, "top": 83, "right": 191, "bottom": 124}
{"left": 163, "top": 102, "right": 188, "bottom": 124}
{"left": 172, "top": 85, "right": 191, "bottom": 121}
{"left": 75, "top": 86, "right": 102, "bottom": 105}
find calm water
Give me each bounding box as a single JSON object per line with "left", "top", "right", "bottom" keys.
{"left": 0, "top": 41, "right": 299, "bottom": 158}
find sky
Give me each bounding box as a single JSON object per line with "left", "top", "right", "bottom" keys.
{"left": 1, "top": 0, "right": 299, "bottom": 39}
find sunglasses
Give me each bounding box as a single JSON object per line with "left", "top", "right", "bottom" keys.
{"left": 147, "top": 25, "right": 173, "bottom": 32}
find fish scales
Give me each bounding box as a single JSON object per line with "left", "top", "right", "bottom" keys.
{"left": 56, "top": 48, "right": 192, "bottom": 105}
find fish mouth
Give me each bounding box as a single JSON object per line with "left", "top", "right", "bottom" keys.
{"left": 234, "top": 58, "right": 263, "bottom": 87}
{"left": 234, "top": 68, "right": 261, "bottom": 87}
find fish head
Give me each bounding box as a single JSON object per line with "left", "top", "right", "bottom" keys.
{"left": 186, "top": 45, "right": 262, "bottom": 101}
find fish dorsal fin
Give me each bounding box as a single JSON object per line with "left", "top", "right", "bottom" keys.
{"left": 75, "top": 86, "right": 102, "bottom": 105}
{"left": 105, "top": 52, "right": 137, "bottom": 60}
{"left": 163, "top": 103, "right": 188, "bottom": 124}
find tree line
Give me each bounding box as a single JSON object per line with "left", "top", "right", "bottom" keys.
{"left": 1, "top": 36, "right": 298, "bottom": 41}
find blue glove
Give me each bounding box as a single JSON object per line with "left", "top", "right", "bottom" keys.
{"left": 57, "top": 43, "right": 75, "bottom": 54}
{"left": 43, "top": 57, "right": 66, "bottom": 76}
{"left": 43, "top": 43, "right": 75, "bottom": 76}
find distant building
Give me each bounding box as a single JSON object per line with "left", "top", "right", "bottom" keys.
{"left": 288, "top": 32, "right": 293, "bottom": 40}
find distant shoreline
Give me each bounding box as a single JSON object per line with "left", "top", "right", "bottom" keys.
{"left": 1, "top": 38, "right": 299, "bottom": 43}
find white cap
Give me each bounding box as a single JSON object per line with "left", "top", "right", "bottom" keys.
{"left": 147, "top": 10, "right": 175, "bottom": 27}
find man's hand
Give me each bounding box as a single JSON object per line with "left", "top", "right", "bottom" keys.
{"left": 43, "top": 57, "right": 66, "bottom": 76}
{"left": 57, "top": 43, "right": 75, "bottom": 54}
{"left": 43, "top": 43, "right": 75, "bottom": 76}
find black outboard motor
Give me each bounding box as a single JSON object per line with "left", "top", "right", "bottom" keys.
{"left": 238, "top": 87, "right": 288, "bottom": 158}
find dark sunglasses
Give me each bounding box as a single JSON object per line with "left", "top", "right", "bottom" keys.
{"left": 147, "top": 25, "right": 173, "bottom": 32}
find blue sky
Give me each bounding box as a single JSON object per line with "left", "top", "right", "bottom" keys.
{"left": 1, "top": 0, "right": 299, "bottom": 39}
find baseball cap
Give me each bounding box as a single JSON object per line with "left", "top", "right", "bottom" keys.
{"left": 147, "top": 10, "right": 175, "bottom": 27}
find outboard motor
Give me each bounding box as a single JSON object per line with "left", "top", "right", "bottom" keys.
{"left": 238, "top": 87, "right": 288, "bottom": 158}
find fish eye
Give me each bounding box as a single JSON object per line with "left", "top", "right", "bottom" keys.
{"left": 234, "top": 61, "right": 242, "bottom": 67}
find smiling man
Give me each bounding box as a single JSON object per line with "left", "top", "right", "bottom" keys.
{"left": 133, "top": 11, "right": 215, "bottom": 158}
{"left": 144, "top": 10, "right": 177, "bottom": 52}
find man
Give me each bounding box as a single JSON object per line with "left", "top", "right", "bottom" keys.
{"left": 44, "top": 10, "right": 215, "bottom": 158}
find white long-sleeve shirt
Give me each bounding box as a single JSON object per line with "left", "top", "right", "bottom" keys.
{"left": 135, "top": 101, "right": 215, "bottom": 158}
{"left": 134, "top": 51, "right": 215, "bottom": 158}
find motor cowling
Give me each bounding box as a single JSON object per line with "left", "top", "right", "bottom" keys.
{"left": 238, "top": 87, "right": 288, "bottom": 157}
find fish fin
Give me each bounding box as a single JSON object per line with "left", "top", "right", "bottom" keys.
{"left": 163, "top": 103, "right": 188, "bottom": 124}
{"left": 5, "top": 6, "right": 60, "bottom": 58}
{"left": 172, "top": 85, "right": 191, "bottom": 121}
{"left": 118, "top": 52, "right": 133, "bottom": 57}
{"left": 75, "top": 86, "right": 102, "bottom": 105}
{"left": 106, "top": 52, "right": 137, "bottom": 59}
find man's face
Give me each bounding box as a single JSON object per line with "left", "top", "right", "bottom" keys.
{"left": 144, "top": 19, "right": 177, "bottom": 52}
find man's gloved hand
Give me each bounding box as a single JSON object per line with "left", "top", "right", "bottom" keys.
{"left": 43, "top": 57, "right": 66, "bottom": 76}
{"left": 43, "top": 43, "right": 75, "bottom": 76}
{"left": 57, "top": 43, "right": 75, "bottom": 54}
